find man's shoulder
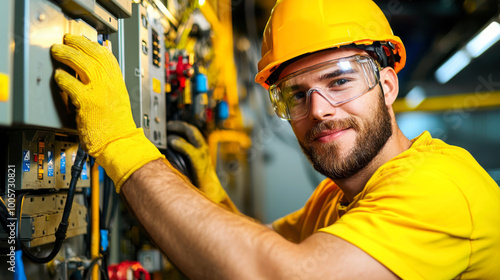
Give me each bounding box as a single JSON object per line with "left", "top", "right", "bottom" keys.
{"left": 376, "top": 131, "right": 485, "bottom": 182}
{"left": 366, "top": 131, "right": 499, "bottom": 210}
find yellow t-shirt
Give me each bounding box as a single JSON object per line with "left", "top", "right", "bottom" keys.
{"left": 273, "top": 131, "right": 500, "bottom": 279}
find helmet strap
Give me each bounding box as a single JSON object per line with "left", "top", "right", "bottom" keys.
{"left": 350, "top": 42, "right": 400, "bottom": 70}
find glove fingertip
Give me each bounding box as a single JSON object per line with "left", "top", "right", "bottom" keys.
{"left": 167, "top": 121, "right": 183, "bottom": 133}
{"left": 63, "top": 33, "right": 83, "bottom": 45}
{"left": 167, "top": 136, "right": 186, "bottom": 149}
{"left": 168, "top": 137, "right": 197, "bottom": 156}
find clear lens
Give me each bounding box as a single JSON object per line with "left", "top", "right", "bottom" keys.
{"left": 268, "top": 55, "right": 380, "bottom": 120}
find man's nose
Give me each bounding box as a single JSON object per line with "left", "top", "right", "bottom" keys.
{"left": 308, "top": 90, "right": 336, "bottom": 121}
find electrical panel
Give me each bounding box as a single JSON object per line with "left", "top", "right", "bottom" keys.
{"left": 1, "top": 130, "right": 91, "bottom": 191}
{"left": 0, "top": 0, "right": 14, "bottom": 126}
{"left": 12, "top": 0, "right": 98, "bottom": 131}
{"left": 0, "top": 193, "right": 87, "bottom": 247}
{"left": 122, "top": 2, "right": 168, "bottom": 149}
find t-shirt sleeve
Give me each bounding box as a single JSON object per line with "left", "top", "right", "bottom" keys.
{"left": 272, "top": 208, "right": 305, "bottom": 243}
{"left": 319, "top": 166, "right": 472, "bottom": 279}
{"left": 273, "top": 179, "right": 335, "bottom": 243}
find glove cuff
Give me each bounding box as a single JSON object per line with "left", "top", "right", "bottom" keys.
{"left": 96, "top": 128, "right": 164, "bottom": 192}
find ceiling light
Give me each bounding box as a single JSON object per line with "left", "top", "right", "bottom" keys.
{"left": 466, "top": 21, "right": 500, "bottom": 58}
{"left": 435, "top": 19, "right": 500, "bottom": 84}
{"left": 435, "top": 50, "right": 471, "bottom": 84}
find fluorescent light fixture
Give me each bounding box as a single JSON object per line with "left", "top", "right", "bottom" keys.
{"left": 405, "top": 86, "right": 426, "bottom": 109}
{"left": 435, "top": 50, "right": 471, "bottom": 84}
{"left": 435, "top": 19, "right": 500, "bottom": 84}
{"left": 153, "top": 0, "right": 178, "bottom": 27}
{"left": 466, "top": 21, "right": 500, "bottom": 58}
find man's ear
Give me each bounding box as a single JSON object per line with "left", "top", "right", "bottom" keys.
{"left": 380, "top": 67, "right": 399, "bottom": 107}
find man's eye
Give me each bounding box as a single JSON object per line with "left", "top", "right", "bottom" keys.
{"left": 331, "top": 78, "right": 349, "bottom": 87}
{"left": 291, "top": 91, "right": 306, "bottom": 101}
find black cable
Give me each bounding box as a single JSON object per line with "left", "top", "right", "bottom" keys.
{"left": 165, "top": 148, "right": 194, "bottom": 182}
{"left": 83, "top": 186, "right": 91, "bottom": 258}
{"left": 102, "top": 175, "right": 111, "bottom": 228}
{"left": 0, "top": 199, "right": 10, "bottom": 231}
{"left": 83, "top": 255, "right": 109, "bottom": 280}
{"left": 20, "top": 146, "right": 87, "bottom": 263}
{"left": 100, "top": 250, "right": 110, "bottom": 280}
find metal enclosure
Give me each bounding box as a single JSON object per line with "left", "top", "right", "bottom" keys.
{"left": 12, "top": 0, "right": 98, "bottom": 131}
{"left": 57, "top": 0, "right": 119, "bottom": 33}
{"left": 98, "top": 0, "right": 133, "bottom": 18}
{"left": 123, "top": 2, "right": 168, "bottom": 149}
{"left": 0, "top": 0, "right": 14, "bottom": 126}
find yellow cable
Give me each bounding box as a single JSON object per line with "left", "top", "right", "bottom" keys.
{"left": 91, "top": 163, "right": 100, "bottom": 280}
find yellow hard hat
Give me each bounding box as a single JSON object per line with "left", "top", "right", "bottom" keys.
{"left": 255, "top": 0, "right": 406, "bottom": 89}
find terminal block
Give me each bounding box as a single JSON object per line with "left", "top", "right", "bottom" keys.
{"left": 1, "top": 130, "right": 90, "bottom": 191}
{"left": 0, "top": 193, "right": 87, "bottom": 248}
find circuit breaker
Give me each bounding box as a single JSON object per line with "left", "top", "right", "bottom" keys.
{"left": 122, "top": 1, "right": 168, "bottom": 149}
{"left": 1, "top": 130, "right": 91, "bottom": 191}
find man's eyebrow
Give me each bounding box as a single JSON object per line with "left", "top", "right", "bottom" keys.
{"left": 319, "top": 68, "right": 357, "bottom": 81}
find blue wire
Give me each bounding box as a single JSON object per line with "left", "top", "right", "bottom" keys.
{"left": 14, "top": 250, "right": 27, "bottom": 280}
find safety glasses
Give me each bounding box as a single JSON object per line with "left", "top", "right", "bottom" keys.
{"left": 268, "top": 55, "right": 381, "bottom": 120}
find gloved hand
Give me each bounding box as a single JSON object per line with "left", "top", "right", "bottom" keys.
{"left": 51, "top": 34, "right": 164, "bottom": 192}
{"left": 167, "top": 121, "right": 239, "bottom": 213}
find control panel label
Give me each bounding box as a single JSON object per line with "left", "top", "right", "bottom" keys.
{"left": 60, "top": 152, "right": 66, "bottom": 175}
{"left": 22, "top": 150, "right": 30, "bottom": 172}
{"left": 47, "top": 151, "right": 54, "bottom": 177}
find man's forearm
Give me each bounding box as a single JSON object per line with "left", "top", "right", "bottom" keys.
{"left": 120, "top": 159, "right": 286, "bottom": 279}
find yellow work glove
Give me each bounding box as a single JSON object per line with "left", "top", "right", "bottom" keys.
{"left": 51, "top": 34, "right": 164, "bottom": 192}
{"left": 167, "top": 121, "right": 239, "bottom": 213}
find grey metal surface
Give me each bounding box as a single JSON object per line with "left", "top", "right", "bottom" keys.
{"left": 0, "top": 0, "right": 14, "bottom": 126}
{"left": 98, "top": 0, "right": 133, "bottom": 18}
{"left": 12, "top": 0, "right": 98, "bottom": 131}
{"left": 123, "top": 2, "right": 167, "bottom": 149}
{"left": 58, "top": 0, "right": 118, "bottom": 33}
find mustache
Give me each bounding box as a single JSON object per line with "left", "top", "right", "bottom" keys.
{"left": 305, "top": 117, "right": 360, "bottom": 141}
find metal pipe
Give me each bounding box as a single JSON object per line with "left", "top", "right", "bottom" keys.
{"left": 393, "top": 91, "right": 500, "bottom": 113}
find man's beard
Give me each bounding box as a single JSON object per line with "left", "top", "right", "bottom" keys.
{"left": 298, "top": 91, "right": 393, "bottom": 180}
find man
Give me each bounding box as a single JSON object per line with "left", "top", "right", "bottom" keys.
{"left": 51, "top": 0, "right": 500, "bottom": 279}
